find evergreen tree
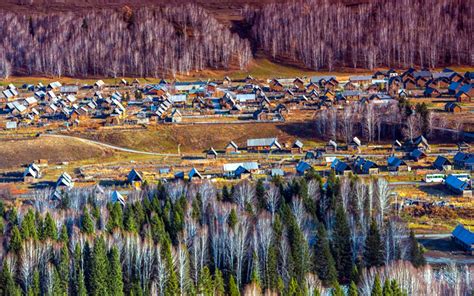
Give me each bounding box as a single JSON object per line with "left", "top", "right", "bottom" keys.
{"left": 29, "top": 270, "right": 40, "bottom": 296}
{"left": 287, "top": 277, "right": 303, "bottom": 296}
{"left": 130, "top": 280, "right": 143, "bottom": 296}
{"left": 52, "top": 268, "right": 66, "bottom": 296}
{"left": 106, "top": 203, "right": 123, "bottom": 232}
{"left": 8, "top": 208, "right": 18, "bottom": 226}
{"left": 332, "top": 205, "right": 353, "bottom": 282}
{"left": 0, "top": 262, "right": 17, "bottom": 296}
{"left": 350, "top": 265, "right": 360, "bottom": 285}
{"left": 371, "top": 275, "right": 383, "bottom": 296}
{"left": 21, "top": 209, "right": 37, "bottom": 240}
{"left": 349, "top": 281, "right": 358, "bottom": 296}
{"left": 228, "top": 275, "right": 240, "bottom": 296}
{"left": 222, "top": 185, "right": 231, "bottom": 202}
{"left": 58, "top": 245, "right": 70, "bottom": 294}
{"left": 250, "top": 252, "right": 261, "bottom": 289}
{"left": 59, "top": 224, "right": 68, "bottom": 243}
{"left": 228, "top": 209, "right": 238, "bottom": 230}
{"left": 83, "top": 242, "right": 93, "bottom": 294}
{"left": 213, "top": 268, "right": 225, "bottom": 296}
{"left": 331, "top": 282, "right": 344, "bottom": 296}
{"left": 408, "top": 230, "right": 426, "bottom": 268}
{"left": 197, "top": 266, "right": 213, "bottom": 296}
{"left": 383, "top": 279, "right": 393, "bottom": 296}
{"left": 9, "top": 225, "right": 23, "bottom": 253}
{"left": 285, "top": 205, "right": 309, "bottom": 283}
{"left": 314, "top": 224, "right": 338, "bottom": 286}
{"left": 81, "top": 209, "right": 94, "bottom": 235}
{"left": 76, "top": 269, "right": 87, "bottom": 296}
{"left": 43, "top": 212, "right": 58, "bottom": 240}
{"left": 90, "top": 236, "right": 108, "bottom": 296}
{"left": 364, "top": 219, "right": 384, "bottom": 268}
{"left": 256, "top": 179, "right": 265, "bottom": 210}
{"left": 390, "top": 280, "right": 404, "bottom": 296}
{"left": 108, "top": 247, "right": 124, "bottom": 296}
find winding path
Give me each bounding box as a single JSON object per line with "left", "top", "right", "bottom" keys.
{"left": 41, "top": 134, "right": 181, "bottom": 156}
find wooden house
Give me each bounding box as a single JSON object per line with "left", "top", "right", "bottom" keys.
{"left": 291, "top": 140, "right": 304, "bottom": 154}
{"left": 348, "top": 137, "right": 362, "bottom": 152}
{"left": 23, "top": 163, "right": 41, "bottom": 183}
{"left": 168, "top": 109, "right": 182, "bottom": 123}
{"left": 247, "top": 138, "right": 282, "bottom": 152}
{"left": 325, "top": 140, "right": 337, "bottom": 152}
{"left": 403, "top": 77, "right": 417, "bottom": 90}
{"left": 455, "top": 84, "right": 472, "bottom": 102}
{"left": 206, "top": 147, "right": 218, "bottom": 159}
{"left": 127, "top": 169, "right": 143, "bottom": 189}
{"left": 387, "top": 156, "right": 410, "bottom": 172}
{"left": 269, "top": 79, "right": 284, "bottom": 92}
{"left": 445, "top": 102, "right": 462, "bottom": 113}
{"left": 188, "top": 168, "right": 203, "bottom": 182}
{"left": 225, "top": 141, "right": 239, "bottom": 154}
{"left": 223, "top": 76, "right": 232, "bottom": 86}
{"left": 293, "top": 78, "right": 305, "bottom": 91}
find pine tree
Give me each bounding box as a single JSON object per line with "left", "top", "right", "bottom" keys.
{"left": 229, "top": 275, "right": 240, "bottom": 296}
{"left": 228, "top": 209, "right": 238, "bottom": 230}
{"left": 371, "top": 275, "right": 383, "bottom": 296}
{"left": 21, "top": 209, "right": 37, "bottom": 240}
{"left": 58, "top": 244, "right": 70, "bottom": 294}
{"left": 287, "top": 278, "right": 302, "bottom": 296}
{"left": 76, "top": 269, "right": 87, "bottom": 296}
{"left": 0, "top": 261, "right": 17, "bottom": 296}
{"left": 83, "top": 242, "right": 93, "bottom": 294}
{"left": 81, "top": 209, "right": 94, "bottom": 235}
{"left": 213, "top": 268, "right": 225, "bottom": 296}
{"left": 90, "top": 236, "right": 108, "bottom": 296}
{"left": 350, "top": 265, "right": 360, "bottom": 285}
{"left": 364, "top": 219, "right": 384, "bottom": 268}
{"left": 197, "top": 266, "right": 213, "bottom": 296}
{"left": 256, "top": 179, "right": 265, "bottom": 210}
{"left": 331, "top": 282, "right": 344, "bottom": 296}
{"left": 52, "top": 268, "right": 66, "bottom": 296}
{"left": 408, "top": 230, "right": 426, "bottom": 268}
{"left": 107, "top": 203, "right": 123, "bottom": 232}
{"left": 349, "top": 281, "right": 358, "bottom": 296}
{"left": 250, "top": 252, "right": 261, "bottom": 289}
{"left": 43, "top": 212, "right": 58, "bottom": 240}
{"left": 383, "top": 279, "right": 393, "bottom": 296}
{"left": 59, "top": 224, "right": 68, "bottom": 243}
{"left": 332, "top": 205, "right": 353, "bottom": 282}
{"left": 108, "top": 247, "right": 124, "bottom": 296}
{"left": 29, "top": 270, "right": 40, "bottom": 296}
{"left": 9, "top": 225, "right": 23, "bottom": 253}
{"left": 314, "top": 224, "right": 338, "bottom": 286}
{"left": 390, "top": 280, "right": 404, "bottom": 296}
{"left": 222, "top": 185, "right": 231, "bottom": 202}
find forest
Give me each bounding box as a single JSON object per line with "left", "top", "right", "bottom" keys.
{"left": 313, "top": 98, "right": 462, "bottom": 144}
{"left": 0, "top": 5, "right": 251, "bottom": 78}
{"left": 247, "top": 0, "right": 472, "bottom": 70}
{"left": 0, "top": 0, "right": 472, "bottom": 77}
{"left": 0, "top": 174, "right": 472, "bottom": 295}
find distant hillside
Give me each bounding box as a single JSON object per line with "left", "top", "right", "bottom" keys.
{"left": 0, "top": 0, "right": 471, "bottom": 78}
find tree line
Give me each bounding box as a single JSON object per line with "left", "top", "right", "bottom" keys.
{"left": 0, "top": 5, "right": 251, "bottom": 78}
{"left": 0, "top": 0, "right": 471, "bottom": 78}
{"left": 246, "top": 0, "right": 472, "bottom": 70}
{"left": 0, "top": 173, "right": 472, "bottom": 295}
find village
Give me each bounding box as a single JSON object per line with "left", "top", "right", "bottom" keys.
{"left": 0, "top": 68, "right": 473, "bottom": 252}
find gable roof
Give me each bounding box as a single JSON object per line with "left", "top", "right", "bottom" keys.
{"left": 452, "top": 225, "right": 474, "bottom": 247}
{"left": 226, "top": 141, "right": 238, "bottom": 149}
{"left": 188, "top": 168, "right": 203, "bottom": 179}
{"left": 387, "top": 156, "right": 405, "bottom": 168}
{"left": 445, "top": 175, "right": 468, "bottom": 192}
{"left": 127, "top": 169, "right": 143, "bottom": 182}
{"left": 296, "top": 161, "right": 312, "bottom": 173}
{"left": 433, "top": 156, "right": 451, "bottom": 170}
{"left": 247, "top": 138, "right": 282, "bottom": 149}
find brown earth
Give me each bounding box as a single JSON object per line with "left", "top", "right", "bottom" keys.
{"left": 0, "top": 136, "right": 114, "bottom": 169}
{"left": 74, "top": 121, "right": 319, "bottom": 153}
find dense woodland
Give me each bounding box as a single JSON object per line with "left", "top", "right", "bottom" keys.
{"left": 0, "top": 0, "right": 472, "bottom": 77}
{"left": 0, "top": 175, "right": 472, "bottom": 295}
{"left": 247, "top": 0, "right": 472, "bottom": 70}
{"left": 0, "top": 5, "right": 251, "bottom": 78}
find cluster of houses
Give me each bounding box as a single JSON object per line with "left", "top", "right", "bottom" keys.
{"left": 1, "top": 68, "right": 472, "bottom": 129}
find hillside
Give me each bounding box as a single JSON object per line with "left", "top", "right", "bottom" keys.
{"left": 0, "top": 0, "right": 471, "bottom": 77}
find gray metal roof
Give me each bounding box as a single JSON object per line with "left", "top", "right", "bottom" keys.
{"left": 247, "top": 138, "right": 281, "bottom": 149}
